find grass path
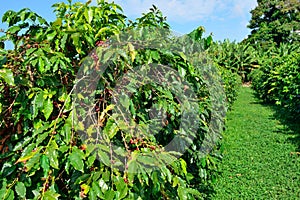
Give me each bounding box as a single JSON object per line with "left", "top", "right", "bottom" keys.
{"left": 213, "top": 87, "right": 300, "bottom": 199}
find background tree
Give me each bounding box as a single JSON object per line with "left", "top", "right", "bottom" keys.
{"left": 247, "top": 0, "right": 300, "bottom": 45}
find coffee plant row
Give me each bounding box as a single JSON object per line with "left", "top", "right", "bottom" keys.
{"left": 0, "top": 0, "right": 241, "bottom": 199}
{"left": 251, "top": 43, "right": 300, "bottom": 117}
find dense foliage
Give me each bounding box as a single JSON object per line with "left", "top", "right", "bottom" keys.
{"left": 0, "top": 1, "right": 241, "bottom": 199}
{"left": 251, "top": 43, "right": 300, "bottom": 116}
{"left": 209, "top": 39, "right": 256, "bottom": 82}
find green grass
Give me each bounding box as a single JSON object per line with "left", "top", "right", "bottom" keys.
{"left": 212, "top": 87, "right": 300, "bottom": 199}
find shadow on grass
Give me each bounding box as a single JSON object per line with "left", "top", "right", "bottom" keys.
{"left": 250, "top": 89, "right": 300, "bottom": 152}
{"left": 271, "top": 106, "right": 300, "bottom": 152}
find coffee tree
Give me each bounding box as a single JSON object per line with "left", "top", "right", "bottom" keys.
{"left": 0, "top": 1, "right": 237, "bottom": 199}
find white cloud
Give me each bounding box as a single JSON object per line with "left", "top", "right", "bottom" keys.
{"left": 231, "top": 0, "right": 257, "bottom": 16}
{"left": 105, "top": 0, "right": 257, "bottom": 23}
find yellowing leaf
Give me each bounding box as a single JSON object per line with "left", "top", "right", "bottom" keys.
{"left": 128, "top": 43, "right": 136, "bottom": 62}
{"left": 16, "top": 150, "right": 39, "bottom": 164}
{"left": 77, "top": 93, "right": 84, "bottom": 100}
{"left": 81, "top": 184, "right": 90, "bottom": 195}
{"left": 52, "top": 18, "right": 62, "bottom": 27}
{"left": 98, "top": 104, "right": 115, "bottom": 126}
{"left": 78, "top": 122, "right": 85, "bottom": 131}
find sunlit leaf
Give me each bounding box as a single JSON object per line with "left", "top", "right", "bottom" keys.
{"left": 15, "top": 182, "right": 26, "bottom": 198}
{"left": 69, "top": 147, "right": 85, "bottom": 172}
{"left": 0, "top": 69, "right": 15, "bottom": 86}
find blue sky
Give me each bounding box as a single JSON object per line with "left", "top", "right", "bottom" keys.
{"left": 0, "top": 0, "right": 257, "bottom": 43}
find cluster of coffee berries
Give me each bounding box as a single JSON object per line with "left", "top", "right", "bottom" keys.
{"left": 91, "top": 51, "right": 99, "bottom": 62}
{"left": 95, "top": 40, "right": 109, "bottom": 48}
{"left": 96, "top": 40, "right": 105, "bottom": 47}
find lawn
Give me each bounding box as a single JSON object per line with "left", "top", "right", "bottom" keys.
{"left": 213, "top": 86, "right": 300, "bottom": 199}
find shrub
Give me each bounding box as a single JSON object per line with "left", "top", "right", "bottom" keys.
{"left": 0, "top": 1, "right": 241, "bottom": 199}
{"left": 251, "top": 43, "right": 300, "bottom": 116}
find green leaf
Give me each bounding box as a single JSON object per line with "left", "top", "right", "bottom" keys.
{"left": 86, "top": 153, "right": 96, "bottom": 167}
{"left": 15, "top": 182, "right": 26, "bottom": 198}
{"left": 97, "top": 150, "right": 110, "bottom": 167}
{"left": 16, "top": 148, "right": 40, "bottom": 164}
{"left": 46, "top": 141, "right": 59, "bottom": 169}
{"left": 43, "top": 189, "right": 60, "bottom": 200}
{"left": 103, "top": 119, "right": 119, "bottom": 139}
{"left": 41, "top": 154, "right": 50, "bottom": 177}
{"left": 38, "top": 16, "right": 47, "bottom": 24}
{"left": 161, "top": 166, "right": 172, "bottom": 183}
{"left": 38, "top": 57, "right": 45, "bottom": 73}
{"left": 36, "top": 131, "right": 49, "bottom": 146}
{"left": 62, "top": 122, "right": 72, "bottom": 144}
{"left": 151, "top": 50, "right": 160, "bottom": 61}
{"left": 137, "top": 167, "right": 149, "bottom": 186}
{"left": 71, "top": 33, "right": 82, "bottom": 54}
{"left": 205, "top": 35, "right": 213, "bottom": 48}
{"left": 114, "top": 176, "right": 128, "bottom": 199}
{"left": 5, "top": 188, "right": 14, "bottom": 200}
{"left": 69, "top": 147, "right": 85, "bottom": 172}
{"left": 59, "top": 145, "right": 69, "bottom": 154}
{"left": 95, "top": 27, "right": 111, "bottom": 39}
{"left": 186, "top": 188, "right": 202, "bottom": 198}
{"left": 0, "top": 69, "right": 15, "bottom": 86}
{"left": 119, "top": 95, "right": 130, "bottom": 110}
{"left": 102, "top": 49, "right": 115, "bottom": 63}
{"left": 35, "top": 92, "right": 44, "bottom": 106}
{"left": 47, "top": 30, "right": 57, "bottom": 41}
{"left": 179, "top": 158, "right": 187, "bottom": 175}
{"left": 43, "top": 98, "right": 53, "bottom": 120}
{"left": 1, "top": 162, "right": 16, "bottom": 177}
{"left": 29, "top": 12, "right": 37, "bottom": 22}
{"left": 129, "top": 99, "right": 136, "bottom": 117}
{"left": 25, "top": 152, "right": 41, "bottom": 172}
{"left": 178, "top": 66, "right": 186, "bottom": 78}
{"left": 26, "top": 47, "right": 37, "bottom": 56}
{"left": 0, "top": 55, "right": 6, "bottom": 67}
{"left": 89, "top": 189, "right": 97, "bottom": 200}
{"left": 127, "top": 161, "right": 138, "bottom": 183}
{"left": 178, "top": 186, "right": 188, "bottom": 200}
{"left": 7, "top": 25, "right": 21, "bottom": 34}
{"left": 137, "top": 155, "right": 159, "bottom": 166}
{"left": 60, "top": 34, "right": 68, "bottom": 50}
{"left": 0, "top": 180, "right": 7, "bottom": 199}
{"left": 19, "top": 9, "right": 29, "bottom": 21}
{"left": 179, "top": 52, "right": 187, "bottom": 61}
{"left": 32, "top": 91, "right": 44, "bottom": 118}
{"left": 104, "top": 190, "right": 115, "bottom": 200}
{"left": 84, "top": 9, "right": 93, "bottom": 23}
{"left": 92, "top": 181, "right": 102, "bottom": 197}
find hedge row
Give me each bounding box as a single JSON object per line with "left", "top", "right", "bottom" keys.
{"left": 251, "top": 43, "right": 300, "bottom": 116}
